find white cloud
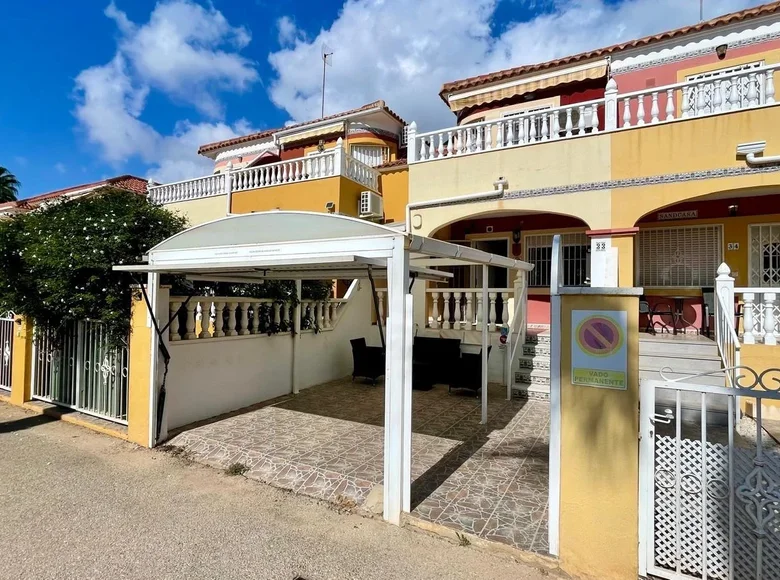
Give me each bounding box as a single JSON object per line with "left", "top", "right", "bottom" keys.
{"left": 105, "top": 0, "right": 257, "bottom": 117}
{"left": 277, "top": 16, "right": 299, "bottom": 46}
{"left": 74, "top": 1, "right": 259, "bottom": 182}
{"left": 54, "top": 162, "right": 67, "bottom": 174}
{"left": 268, "top": 0, "right": 766, "bottom": 130}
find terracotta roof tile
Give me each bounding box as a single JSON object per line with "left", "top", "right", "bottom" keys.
{"left": 440, "top": 1, "right": 780, "bottom": 100}
{"left": 377, "top": 158, "right": 408, "bottom": 170}
{"left": 15, "top": 175, "right": 147, "bottom": 207}
{"left": 197, "top": 100, "right": 407, "bottom": 155}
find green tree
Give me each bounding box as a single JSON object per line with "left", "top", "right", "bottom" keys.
{"left": 0, "top": 187, "right": 187, "bottom": 341}
{"left": 0, "top": 167, "right": 21, "bottom": 202}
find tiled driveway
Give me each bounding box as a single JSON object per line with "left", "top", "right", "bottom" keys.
{"left": 167, "top": 378, "right": 549, "bottom": 554}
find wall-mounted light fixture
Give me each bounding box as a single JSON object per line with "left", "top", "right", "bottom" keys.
{"left": 716, "top": 44, "right": 728, "bottom": 60}
{"left": 728, "top": 204, "right": 739, "bottom": 217}
{"left": 325, "top": 201, "right": 336, "bottom": 213}
{"left": 512, "top": 229, "right": 522, "bottom": 244}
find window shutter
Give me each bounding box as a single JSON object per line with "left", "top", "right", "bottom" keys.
{"left": 637, "top": 225, "right": 722, "bottom": 287}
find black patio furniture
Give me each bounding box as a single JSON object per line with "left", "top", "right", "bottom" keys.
{"left": 639, "top": 297, "right": 673, "bottom": 334}
{"left": 350, "top": 338, "right": 385, "bottom": 385}
{"left": 449, "top": 346, "right": 492, "bottom": 396}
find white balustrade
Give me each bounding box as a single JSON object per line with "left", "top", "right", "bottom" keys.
{"left": 412, "top": 98, "right": 604, "bottom": 162}
{"left": 424, "top": 288, "right": 518, "bottom": 331}
{"left": 149, "top": 136, "right": 379, "bottom": 205}
{"left": 168, "top": 295, "right": 351, "bottom": 341}
{"left": 723, "top": 282, "right": 780, "bottom": 345}
{"left": 409, "top": 63, "right": 780, "bottom": 165}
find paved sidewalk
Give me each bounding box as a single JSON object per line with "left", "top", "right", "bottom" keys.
{"left": 0, "top": 403, "right": 556, "bottom": 580}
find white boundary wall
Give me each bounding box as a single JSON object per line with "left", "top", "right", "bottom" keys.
{"left": 163, "top": 282, "right": 377, "bottom": 431}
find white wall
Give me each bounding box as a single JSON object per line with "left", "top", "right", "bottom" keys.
{"left": 163, "top": 281, "right": 378, "bottom": 431}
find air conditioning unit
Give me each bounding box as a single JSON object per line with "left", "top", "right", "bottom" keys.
{"left": 359, "top": 190, "right": 383, "bottom": 220}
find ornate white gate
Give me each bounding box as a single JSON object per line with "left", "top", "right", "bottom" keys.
{"left": 31, "top": 320, "right": 129, "bottom": 424}
{"left": 639, "top": 370, "right": 780, "bottom": 580}
{"left": 0, "top": 311, "right": 14, "bottom": 391}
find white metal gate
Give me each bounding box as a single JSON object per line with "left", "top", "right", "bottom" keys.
{"left": 639, "top": 371, "right": 780, "bottom": 580}
{"left": 0, "top": 311, "right": 14, "bottom": 391}
{"left": 31, "top": 320, "right": 129, "bottom": 424}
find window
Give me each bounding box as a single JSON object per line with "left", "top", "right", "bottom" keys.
{"left": 686, "top": 61, "right": 764, "bottom": 115}
{"left": 637, "top": 225, "right": 722, "bottom": 287}
{"left": 749, "top": 224, "right": 780, "bottom": 286}
{"left": 525, "top": 232, "right": 588, "bottom": 287}
{"left": 350, "top": 145, "right": 389, "bottom": 167}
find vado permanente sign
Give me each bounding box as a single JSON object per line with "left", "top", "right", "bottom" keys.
{"left": 571, "top": 310, "right": 628, "bottom": 390}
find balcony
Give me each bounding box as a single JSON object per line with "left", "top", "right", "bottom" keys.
{"left": 148, "top": 138, "right": 380, "bottom": 208}
{"left": 407, "top": 62, "right": 779, "bottom": 165}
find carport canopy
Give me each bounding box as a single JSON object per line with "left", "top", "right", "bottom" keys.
{"left": 114, "top": 210, "right": 533, "bottom": 525}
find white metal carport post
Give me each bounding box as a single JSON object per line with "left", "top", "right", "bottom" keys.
{"left": 384, "top": 235, "right": 412, "bottom": 524}
{"left": 481, "top": 264, "right": 489, "bottom": 424}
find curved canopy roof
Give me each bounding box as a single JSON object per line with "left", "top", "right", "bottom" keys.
{"left": 150, "top": 211, "right": 400, "bottom": 253}
{"left": 117, "top": 210, "right": 532, "bottom": 282}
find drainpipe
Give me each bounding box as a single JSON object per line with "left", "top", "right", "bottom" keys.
{"left": 224, "top": 161, "right": 234, "bottom": 216}
{"left": 404, "top": 178, "right": 508, "bottom": 235}
{"left": 737, "top": 141, "right": 780, "bottom": 166}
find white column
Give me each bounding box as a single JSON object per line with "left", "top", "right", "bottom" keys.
{"left": 406, "top": 122, "right": 417, "bottom": 163}
{"left": 224, "top": 161, "right": 233, "bottom": 215}
{"left": 636, "top": 95, "right": 646, "bottom": 125}
{"left": 465, "top": 292, "right": 474, "bottom": 330}
{"left": 212, "top": 302, "right": 225, "bottom": 337}
{"left": 384, "top": 238, "right": 410, "bottom": 525}
{"left": 225, "top": 302, "right": 238, "bottom": 337}
{"left": 377, "top": 290, "right": 385, "bottom": 323}
{"left": 713, "top": 80, "right": 723, "bottom": 113}
{"left": 665, "top": 88, "right": 675, "bottom": 121}
{"left": 743, "top": 292, "right": 756, "bottom": 344}
{"left": 184, "top": 301, "right": 197, "bottom": 340}
{"left": 453, "top": 292, "right": 462, "bottom": 330}
{"left": 650, "top": 92, "right": 659, "bottom": 123}
{"left": 323, "top": 301, "right": 331, "bottom": 329}
{"left": 238, "top": 303, "right": 250, "bottom": 336}
{"left": 430, "top": 292, "right": 439, "bottom": 329}
{"left": 763, "top": 293, "right": 777, "bottom": 345}
{"left": 604, "top": 78, "right": 618, "bottom": 130}
{"left": 488, "top": 292, "right": 497, "bottom": 332}
{"left": 747, "top": 73, "right": 759, "bottom": 107}
{"left": 714, "top": 263, "right": 734, "bottom": 346}
{"left": 251, "top": 302, "right": 260, "bottom": 334}
{"left": 622, "top": 97, "right": 632, "bottom": 128}
{"left": 441, "top": 291, "right": 451, "bottom": 329}
{"left": 476, "top": 293, "right": 484, "bottom": 331}
{"left": 168, "top": 301, "right": 181, "bottom": 341}
{"left": 481, "top": 265, "right": 489, "bottom": 425}
{"left": 273, "top": 302, "right": 282, "bottom": 329}
{"left": 766, "top": 70, "right": 776, "bottom": 104}
{"left": 334, "top": 137, "right": 345, "bottom": 176}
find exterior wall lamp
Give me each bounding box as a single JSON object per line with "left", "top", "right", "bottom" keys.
{"left": 716, "top": 44, "right": 728, "bottom": 60}
{"left": 728, "top": 204, "right": 739, "bottom": 217}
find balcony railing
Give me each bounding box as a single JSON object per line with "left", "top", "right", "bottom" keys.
{"left": 426, "top": 287, "right": 516, "bottom": 331}
{"left": 149, "top": 137, "right": 379, "bottom": 205}
{"left": 408, "top": 62, "right": 780, "bottom": 164}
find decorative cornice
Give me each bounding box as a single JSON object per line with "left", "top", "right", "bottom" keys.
{"left": 501, "top": 163, "right": 780, "bottom": 201}
{"left": 586, "top": 227, "right": 639, "bottom": 238}
{"left": 612, "top": 23, "right": 780, "bottom": 74}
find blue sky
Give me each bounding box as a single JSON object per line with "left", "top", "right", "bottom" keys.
{"left": 0, "top": 0, "right": 764, "bottom": 198}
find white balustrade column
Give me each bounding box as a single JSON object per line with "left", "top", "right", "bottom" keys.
{"left": 465, "top": 293, "right": 474, "bottom": 330}
{"left": 406, "top": 122, "right": 417, "bottom": 163}
{"left": 604, "top": 78, "right": 618, "bottom": 130}
{"left": 197, "top": 302, "right": 210, "bottom": 339}
{"left": 316, "top": 302, "right": 324, "bottom": 329}
{"left": 622, "top": 98, "right": 632, "bottom": 128}
{"left": 184, "top": 301, "right": 197, "bottom": 340}
{"left": 665, "top": 89, "right": 675, "bottom": 121}
{"left": 442, "top": 292, "right": 451, "bottom": 329}
{"left": 743, "top": 293, "right": 756, "bottom": 344}
{"left": 282, "top": 302, "right": 291, "bottom": 328}
{"left": 453, "top": 292, "right": 462, "bottom": 330}
{"left": 747, "top": 73, "right": 759, "bottom": 107}
{"left": 377, "top": 290, "right": 385, "bottom": 323}
{"left": 239, "top": 303, "right": 250, "bottom": 336}
{"left": 766, "top": 70, "right": 776, "bottom": 104}
{"left": 430, "top": 292, "right": 440, "bottom": 329}
{"left": 636, "top": 95, "right": 646, "bottom": 125}
{"left": 476, "top": 293, "right": 484, "bottom": 331}
{"left": 763, "top": 293, "right": 777, "bottom": 345}
{"left": 488, "top": 292, "right": 497, "bottom": 332}
{"left": 226, "top": 302, "right": 238, "bottom": 337}
{"left": 169, "top": 301, "right": 182, "bottom": 341}
{"left": 251, "top": 302, "right": 260, "bottom": 334}
{"left": 713, "top": 80, "right": 723, "bottom": 113}
{"left": 323, "top": 301, "right": 331, "bottom": 329}
{"left": 213, "top": 302, "right": 225, "bottom": 337}
{"left": 650, "top": 92, "right": 659, "bottom": 123}
{"left": 273, "top": 302, "right": 282, "bottom": 329}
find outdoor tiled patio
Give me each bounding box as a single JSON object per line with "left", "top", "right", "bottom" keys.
{"left": 167, "top": 378, "right": 549, "bottom": 554}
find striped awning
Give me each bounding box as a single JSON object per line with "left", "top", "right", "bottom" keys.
{"left": 448, "top": 61, "right": 608, "bottom": 113}
{"left": 277, "top": 122, "right": 345, "bottom": 145}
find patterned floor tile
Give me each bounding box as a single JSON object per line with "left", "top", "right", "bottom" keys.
{"left": 168, "top": 378, "right": 550, "bottom": 553}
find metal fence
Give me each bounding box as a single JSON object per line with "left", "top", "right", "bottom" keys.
{"left": 31, "top": 320, "right": 129, "bottom": 424}
{"left": 0, "top": 311, "right": 14, "bottom": 391}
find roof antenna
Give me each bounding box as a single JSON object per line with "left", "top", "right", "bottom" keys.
{"left": 700, "top": 0, "right": 704, "bottom": 21}
{"left": 321, "top": 44, "right": 333, "bottom": 119}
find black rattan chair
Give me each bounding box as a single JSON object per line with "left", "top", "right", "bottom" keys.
{"left": 350, "top": 338, "right": 385, "bottom": 385}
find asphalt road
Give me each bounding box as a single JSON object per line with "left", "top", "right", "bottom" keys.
{"left": 0, "top": 403, "right": 554, "bottom": 580}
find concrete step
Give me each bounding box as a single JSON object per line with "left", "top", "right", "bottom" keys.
{"left": 517, "top": 354, "right": 551, "bottom": 371}
{"left": 512, "top": 382, "right": 550, "bottom": 400}
{"left": 522, "top": 342, "right": 550, "bottom": 357}
{"left": 639, "top": 336, "right": 718, "bottom": 358}
{"left": 526, "top": 332, "right": 551, "bottom": 345}
{"left": 639, "top": 355, "right": 722, "bottom": 373}
{"left": 639, "top": 369, "right": 725, "bottom": 386}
